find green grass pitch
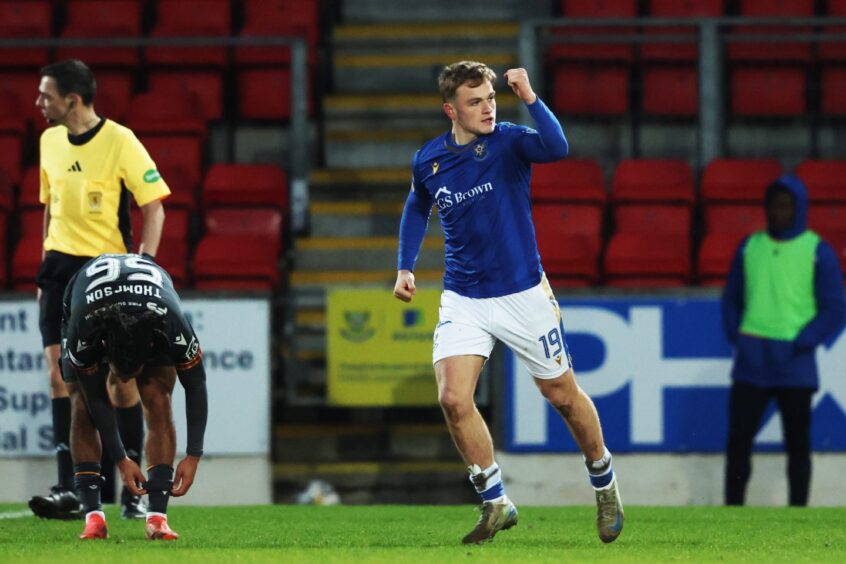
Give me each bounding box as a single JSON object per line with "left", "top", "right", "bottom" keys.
{"left": 1, "top": 504, "right": 845, "bottom": 563}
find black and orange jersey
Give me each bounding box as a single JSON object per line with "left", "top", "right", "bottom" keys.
{"left": 61, "top": 253, "right": 207, "bottom": 458}
{"left": 39, "top": 119, "right": 171, "bottom": 256}
{"left": 61, "top": 254, "right": 201, "bottom": 372}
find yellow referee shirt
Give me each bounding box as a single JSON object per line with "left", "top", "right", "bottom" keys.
{"left": 39, "top": 119, "right": 171, "bottom": 257}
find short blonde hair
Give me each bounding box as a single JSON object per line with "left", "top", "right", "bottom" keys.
{"left": 438, "top": 61, "right": 496, "bottom": 102}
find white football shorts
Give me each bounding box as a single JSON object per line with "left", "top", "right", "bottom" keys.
{"left": 432, "top": 275, "right": 573, "bottom": 379}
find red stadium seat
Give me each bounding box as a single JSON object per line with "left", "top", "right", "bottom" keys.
{"left": 612, "top": 159, "right": 695, "bottom": 205}
{"left": 125, "top": 90, "right": 207, "bottom": 137}
{"left": 193, "top": 208, "right": 283, "bottom": 289}
{"left": 796, "top": 160, "right": 846, "bottom": 203}
{"left": 643, "top": 0, "right": 725, "bottom": 62}
{"left": 18, "top": 208, "right": 43, "bottom": 240}
{"left": 614, "top": 205, "right": 692, "bottom": 236}
{"left": 0, "top": 73, "right": 42, "bottom": 127}
{"left": 0, "top": 213, "right": 6, "bottom": 288}
{"left": 11, "top": 236, "right": 42, "bottom": 290}
{"left": 56, "top": 1, "right": 142, "bottom": 66}
{"left": 642, "top": 66, "right": 698, "bottom": 117}
{"left": 95, "top": 72, "right": 133, "bottom": 123}
{"left": 700, "top": 158, "right": 782, "bottom": 204}
{"left": 236, "top": 0, "right": 319, "bottom": 65}
{"left": 821, "top": 67, "right": 846, "bottom": 116}
{"left": 552, "top": 64, "right": 629, "bottom": 115}
{"left": 140, "top": 135, "right": 203, "bottom": 209}
{"left": 549, "top": 0, "right": 637, "bottom": 62}
{"left": 825, "top": 231, "right": 846, "bottom": 274}
{"left": 131, "top": 207, "right": 190, "bottom": 286}
{"left": 809, "top": 205, "right": 846, "bottom": 241}
{"left": 534, "top": 204, "right": 602, "bottom": 285}
{"left": 147, "top": 0, "right": 231, "bottom": 67}
{"left": 604, "top": 232, "right": 691, "bottom": 286}
{"left": 0, "top": 181, "right": 11, "bottom": 215}
{"left": 0, "top": 135, "right": 23, "bottom": 187}
{"left": 531, "top": 159, "right": 606, "bottom": 205}
{"left": 702, "top": 205, "right": 765, "bottom": 236}
{"left": 0, "top": 1, "right": 51, "bottom": 68}
{"left": 697, "top": 232, "right": 748, "bottom": 285}
{"left": 0, "top": 92, "right": 28, "bottom": 138}
{"left": 202, "top": 164, "right": 288, "bottom": 210}
{"left": 18, "top": 166, "right": 42, "bottom": 210}
{"left": 147, "top": 71, "right": 223, "bottom": 121}
{"left": 728, "top": 0, "right": 814, "bottom": 63}
{"left": 820, "top": 0, "right": 846, "bottom": 61}
{"left": 731, "top": 67, "right": 806, "bottom": 117}
{"left": 238, "top": 69, "right": 294, "bottom": 120}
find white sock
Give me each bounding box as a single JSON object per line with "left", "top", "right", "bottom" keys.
{"left": 86, "top": 510, "right": 105, "bottom": 522}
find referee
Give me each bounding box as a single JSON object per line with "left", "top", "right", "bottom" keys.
{"left": 28, "top": 60, "right": 171, "bottom": 520}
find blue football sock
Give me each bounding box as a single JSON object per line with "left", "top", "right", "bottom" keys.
{"left": 586, "top": 447, "right": 615, "bottom": 490}
{"left": 468, "top": 462, "right": 506, "bottom": 502}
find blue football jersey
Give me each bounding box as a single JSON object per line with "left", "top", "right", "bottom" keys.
{"left": 398, "top": 98, "right": 568, "bottom": 298}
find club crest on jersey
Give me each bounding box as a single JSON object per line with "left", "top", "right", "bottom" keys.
{"left": 472, "top": 141, "right": 488, "bottom": 160}
{"left": 432, "top": 162, "right": 439, "bottom": 174}
{"left": 87, "top": 192, "right": 102, "bottom": 213}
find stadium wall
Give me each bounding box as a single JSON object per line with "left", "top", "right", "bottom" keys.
{"left": 0, "top": 297, "right": 272, "bottom": 504}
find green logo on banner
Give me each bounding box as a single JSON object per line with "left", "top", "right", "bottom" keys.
{"left": 340, "top": 311, "right": 375, "bottom": 342}
{"left": 143, "top": 169, "right": 161, "bottom": 183}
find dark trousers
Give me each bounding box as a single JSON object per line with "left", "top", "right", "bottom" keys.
{"left": 724, "top": 381, "right": 814, "bottom": 506}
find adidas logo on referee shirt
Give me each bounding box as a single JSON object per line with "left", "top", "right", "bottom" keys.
{"left": 67, "top": 161, "right": 82, "bottom": 172}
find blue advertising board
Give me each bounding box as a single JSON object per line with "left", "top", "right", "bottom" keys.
{"left": 505, "top": 297, "right": 846, "bottom": 453}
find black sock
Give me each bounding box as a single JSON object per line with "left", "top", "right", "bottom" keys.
{"left": 99, "top": 448, "right": 116, "bottom": 504}
{"left": 73, "top": 462, "right": 103, "bottom": 514}
{"left": 117, "top": 402, "right": 144, "bottom": 467}
{"left": 116, "top": 402, "right": 144, "bottom": 500}
{"left": 145, "top": 465, "right": 174, "bottom": 515}
{"left": 52, "top": 398, "right": 73, "bottom": 491}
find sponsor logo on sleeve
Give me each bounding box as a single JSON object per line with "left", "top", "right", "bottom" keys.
{"left": 143, "top": 169, "right": 161, "bottom": 183}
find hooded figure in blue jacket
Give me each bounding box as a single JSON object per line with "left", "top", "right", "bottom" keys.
{"left": 722, "top": 174, "right": 845, "bottom": 506}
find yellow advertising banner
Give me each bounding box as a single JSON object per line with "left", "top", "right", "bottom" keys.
{"left": 327, "top": 288, "right": 441, "bottom": 406}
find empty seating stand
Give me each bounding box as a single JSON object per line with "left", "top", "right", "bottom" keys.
{"left": 0, "top": 1, "right": 52, "bottom": 68}
{"left": 531, "top": 159, "right": 606, "bottom": 286}
{"left": 56, "top": 0, "right": 142, "bottom": 67}
{"left": 192, "top": 209, "right": 284, "bottom": 290}
{"left": 147, "top": 0, "right": 231, "bottom": 68}
{"left": 697, "top": 158, "right": 783, "bottom": 284}
{"left": 604, "top": 159, "right": 694, "bottom": 286}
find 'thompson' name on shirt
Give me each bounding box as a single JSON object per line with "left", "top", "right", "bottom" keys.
{"left": 86, "top": 284, "right": 163, "bottom": 304}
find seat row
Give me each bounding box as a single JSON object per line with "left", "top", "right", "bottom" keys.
{"left": 0, "top": 0, "right": 320, "bottom": 69}
{"left": 552, "top": 64, "right": 846, "bottom": 118}
{"left": 531, "top": 157, "right": 846, "bottom": 287}
{"left": 0, "top": 163, "right": 288, "bottom": 291}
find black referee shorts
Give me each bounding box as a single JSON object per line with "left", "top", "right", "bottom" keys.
{"left": 36, "top": 251, "right": 92, "bottom": 348}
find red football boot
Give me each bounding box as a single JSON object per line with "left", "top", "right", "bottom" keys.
{"left": 79, "top": 512, "right": 108, "bottom": 540}
{"left": 145, "top": 514, "right": 179, "bottom": 540}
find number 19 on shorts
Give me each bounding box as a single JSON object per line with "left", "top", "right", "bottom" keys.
{"left": 538, "top": 327, "right": 563, "bottom": 359}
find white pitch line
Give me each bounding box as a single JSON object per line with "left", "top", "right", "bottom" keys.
{"left": 0, "top": 510, "right": 33, "bottom": 520}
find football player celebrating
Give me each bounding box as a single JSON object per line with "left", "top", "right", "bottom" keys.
{"left": 61, "top": 253, "right": 208, "bottom": 540}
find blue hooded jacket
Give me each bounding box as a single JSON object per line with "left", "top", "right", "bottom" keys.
{"left": 721, "top": 174, "right": 846, "bottom": 389}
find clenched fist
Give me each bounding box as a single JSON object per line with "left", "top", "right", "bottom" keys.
{"left": 504, "top": 68, "right": 537, "bottom": 105}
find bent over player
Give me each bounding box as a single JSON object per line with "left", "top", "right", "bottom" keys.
{"left": 61, "top": 253, "right": 208, "bottom": 540}
{"left": 394, "top": 61, "right": 623, "bottom": 544}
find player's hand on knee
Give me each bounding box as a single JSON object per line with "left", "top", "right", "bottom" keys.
{"left": 393, "top": 270, "right": 416, "bottom": 303}
{"left": 172, "top": 455, "right": 200, "bottom": 497}
{"left": 504, "top": 68, "right": 537, "bottom": 105}
{"left": 117, "top": 457, "right": 147, "bottom": 496}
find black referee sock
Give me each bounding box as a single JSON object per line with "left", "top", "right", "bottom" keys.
{"left": 145, "top": 465, "right": 174, "bottom": 515}
{"left": 117, "top": 402, "right": 145, "bottom": 468}
{"left": 73, "top": 462, "right": 103, "bottom": 514}
{"left": 52, "top": 398, "right": 74, "bottom": 491}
